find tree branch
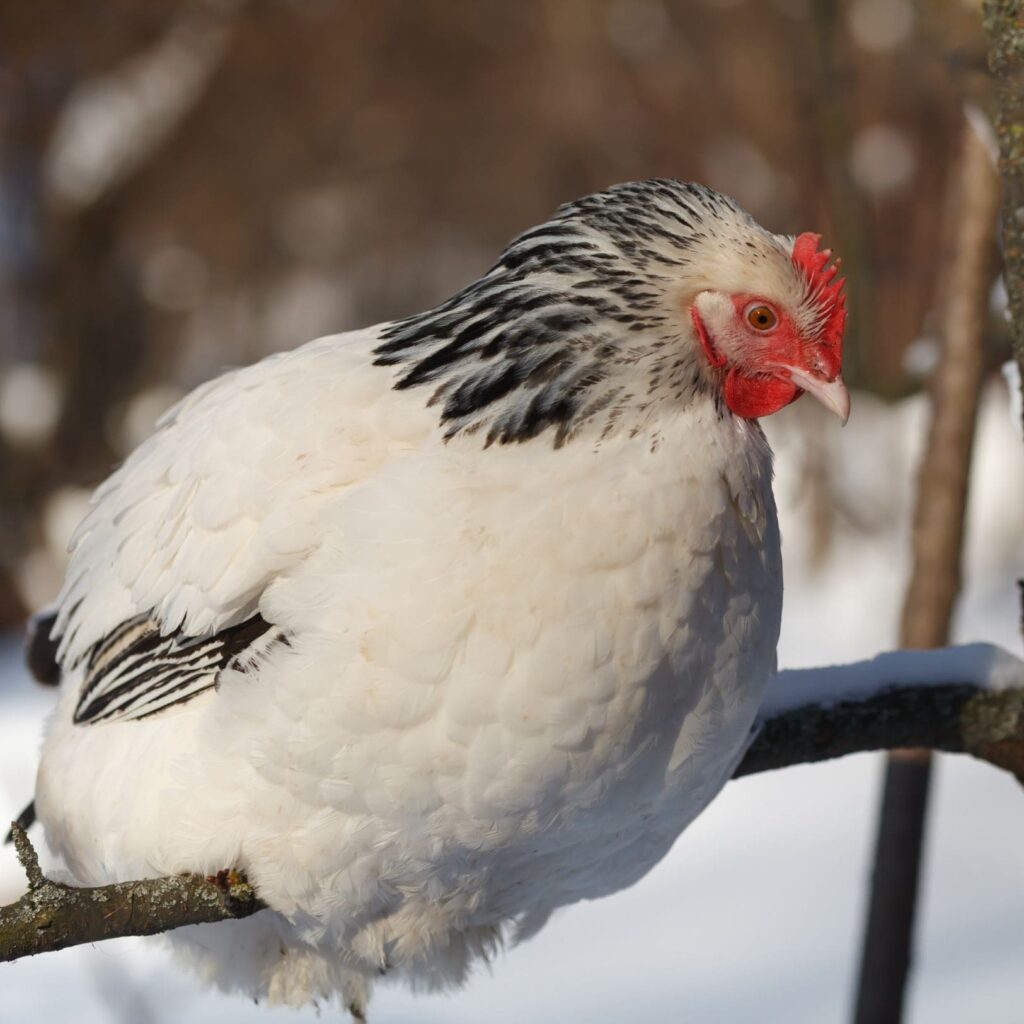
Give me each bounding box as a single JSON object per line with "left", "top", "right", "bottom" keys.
{"left": 0, "top": 826, "right": 264, "bottom": 964}
{"left": 737, "top": 644, "right": 1024, "bottom": 781}
{"left": 3, "top": 644, "right": 1023, "bottom": 965}
{"left": 739, "top": 683, "right": 1024, "bottom": 781}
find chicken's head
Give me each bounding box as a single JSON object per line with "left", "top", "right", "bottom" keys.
{"left": 376, "top": 180, "right": 850, "bottom": 447}
{"left": 688, "top": 231, "right": 848, "bottom": 423}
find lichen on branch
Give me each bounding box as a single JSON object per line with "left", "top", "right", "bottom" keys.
{"left": 1, "top": 823, "right": 264, "bottom": 964}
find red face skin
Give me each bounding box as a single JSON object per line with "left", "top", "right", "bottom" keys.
{"left": 690, "top": 297, "right": 843, "bottom": 420}
{"left": 690, "top": 233, "right": 847, "bottom": 421}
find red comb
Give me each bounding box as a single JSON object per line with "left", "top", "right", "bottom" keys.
{"left": 791, "top": 232, "right": 847, "bottom": 355}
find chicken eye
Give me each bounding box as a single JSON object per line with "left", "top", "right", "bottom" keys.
{"left": 745, "top": 304, "right": 778, "bottom": 332}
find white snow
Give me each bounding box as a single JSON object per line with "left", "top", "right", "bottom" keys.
{"left": 2, "top": 380, "right": 1023, "bottom": 1022}
{"left": 761, "top": 643, "right": 1024, "bottom": 719}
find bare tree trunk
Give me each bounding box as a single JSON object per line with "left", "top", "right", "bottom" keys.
{"left": 986, "top": 0, "right": 1024, "bottom": 419}
{"left": 852, "top": 114, "right": 999, "bottom": 1024}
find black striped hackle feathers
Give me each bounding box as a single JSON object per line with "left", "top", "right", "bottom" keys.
{"left": 373, "top": 179, "right": 770, "bottom": 447}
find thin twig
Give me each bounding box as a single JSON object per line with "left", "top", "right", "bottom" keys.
{"left": 10, "top": 823, "right": 45, "bottom": 890}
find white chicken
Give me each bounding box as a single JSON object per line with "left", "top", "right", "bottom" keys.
{"left": 29, "top": 180, "right": 847, "bottom": 1017}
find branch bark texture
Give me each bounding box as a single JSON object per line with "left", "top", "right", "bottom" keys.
{"left": 738, "top": 683, "right": 1024, "bottom": 782}
{"left": 1, "top": 825, "right": 263, "bottom": 964}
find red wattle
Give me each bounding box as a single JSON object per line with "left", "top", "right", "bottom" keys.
{"left": 723, "top": 369, "right": 801, "bottom": 420}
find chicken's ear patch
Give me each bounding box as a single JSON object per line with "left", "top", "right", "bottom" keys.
{"left": 791, "top": 232, "right": 847, "bottom": 357}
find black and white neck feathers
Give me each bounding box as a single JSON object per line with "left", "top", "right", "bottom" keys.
{"left": 373, "top": 179, "right": 787, "bottom": 448}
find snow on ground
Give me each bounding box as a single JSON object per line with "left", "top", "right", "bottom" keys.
{"left": 1, "top": 382, "right": 1022, "bottom": 1023}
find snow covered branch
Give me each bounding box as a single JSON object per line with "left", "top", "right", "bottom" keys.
{"left": 1, "top": 644, "right": 1022, "bottom": 965}
{"left": 737, "top": 644, "right": 1024, "bottom": 780}
{"left": 0, "top": 825, "right": 263, "bottom": 963}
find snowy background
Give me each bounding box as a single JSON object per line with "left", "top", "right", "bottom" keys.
{"left": 2, "top": 381, "right": 1022, "bottom": 1024}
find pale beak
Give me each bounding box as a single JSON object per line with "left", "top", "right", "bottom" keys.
{"left": 784, "top": 367, "right": 851, "bottom": 425}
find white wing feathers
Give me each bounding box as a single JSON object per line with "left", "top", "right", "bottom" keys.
{"left": 52, "top": 328, "right": 417, "bottom": 718}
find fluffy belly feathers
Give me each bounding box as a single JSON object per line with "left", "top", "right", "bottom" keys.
{"left": 37, "top": 414, "right": 781, "bottom": 989}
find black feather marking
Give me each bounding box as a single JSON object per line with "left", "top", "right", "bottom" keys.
{"left": 3, "top": 800, "right": 36, "bottom": 844}
{"left": 373, "top": 179, "right": 756, "bottom": 445}
{"left": 74, "top": 614, "right": 283, "bottom": 725}
{"left": 395, "top": 335, "right": 482, "bottom": 390}
{"left": 26, "top": 610, "right": 60, "bottom": 686}
{"left": 442, "top": 363, "right": 523, "bottom": 421}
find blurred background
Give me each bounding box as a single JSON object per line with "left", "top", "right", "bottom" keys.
{"left": 1, "top": 1, "right": 1022, "bottom": 1022}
